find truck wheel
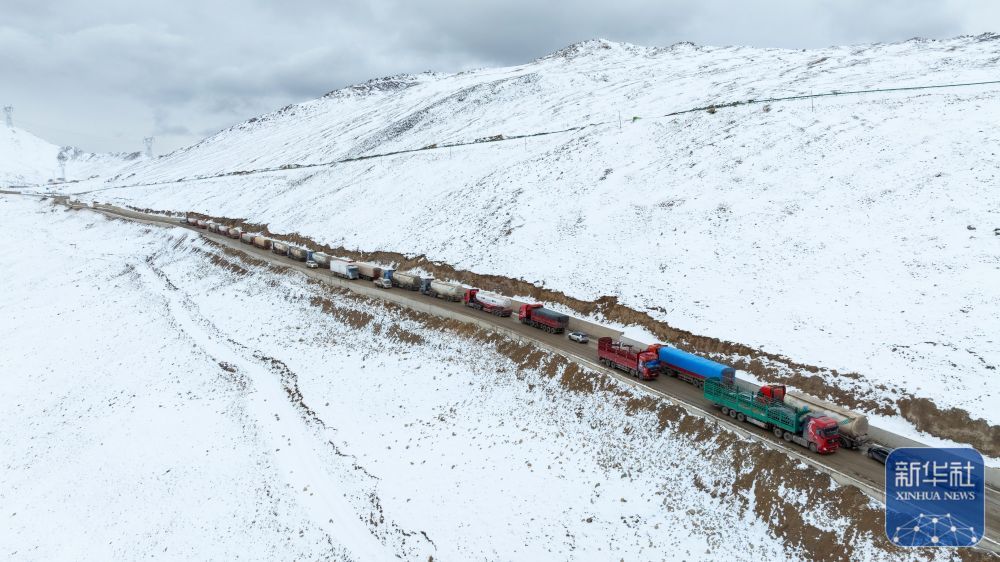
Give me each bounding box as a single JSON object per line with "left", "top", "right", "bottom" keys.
{"left": 783, "top": 432, "right": 792, "bottom": 442}
{"left": 773, "top": 428, "right": 783, "bottom": 438}
{"left": 728, "top": 409, "right": 737, "bottom": 419}
{"left": 736, "top": 413, "right": 746, "bottom": 423}
{"left": 720, "top": 407, "right": 730, "bottom": 416}
{"left": 809, "top": 442, "right": 818, "bottom": 453}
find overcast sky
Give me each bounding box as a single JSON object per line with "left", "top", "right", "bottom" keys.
{"left": 2, "top": 0, "right": 997, "bottom": 154}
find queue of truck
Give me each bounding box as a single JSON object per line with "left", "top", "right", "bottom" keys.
{"left": 186, "top": 214, "right": 874, "bottom": 458}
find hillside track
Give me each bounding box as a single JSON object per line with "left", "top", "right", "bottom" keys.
{"left": 24, "top": 194, "right": 1000, "bottom": 554}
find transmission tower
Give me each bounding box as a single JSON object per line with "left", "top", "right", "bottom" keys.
{"left": 3, "top": 106, "right": 12, "bottom": 128}
{"left": 144, "top": 137, "right": 154, "bottom": 158}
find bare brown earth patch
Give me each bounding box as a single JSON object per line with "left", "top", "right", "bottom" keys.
{"left": 140, "top": 208, "right": 1000, "bottom": 457}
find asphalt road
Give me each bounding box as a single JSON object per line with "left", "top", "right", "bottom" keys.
{"left": 48, "top": 197, "right": 1000, "bottom": 553}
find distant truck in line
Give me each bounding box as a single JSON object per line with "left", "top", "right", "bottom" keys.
{"left": 463, "top": 288, "right": 512, "bottom": 316}
{"left": 518, "top": 303, "right": 568, "bottom": 333}
{"left": 704, "top": 380, "right": 841, "bottom": 454}
{"left": 597, "top": 337, "right": 660, "bottom": 380}
{"left": 424, "top": 280, "right": 464, "bottom": 301}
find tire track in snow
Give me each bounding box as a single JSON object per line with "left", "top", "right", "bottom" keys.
{"left": 134, "top": 257, "right": 435, "bottom": 560}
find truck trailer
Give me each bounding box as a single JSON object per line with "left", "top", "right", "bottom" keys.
{"left": 252, "top": 236, "right": 271, "bottom": 250}
{"left": 597, "top": 337, "right": 660, "bottom": 380}
{"left": 186, "top": 217, "right": 199, "bottom": 226}
{"left": 425, "top": 280, "right": 464, "bottom": 301}
{"left": 271, "top": 241, "right": 289, "bottom": 256}
{"left": 656, "top": 346, "right": 736, "bottom": 387}
{"left": 240, "top": 232, "right": 254, "bottom": 244}
{"left": 227, "top": 227, "right": 242, "bottom": 239}
{"left": 518, "top": 304, "right": 569, "bottom": 334}
{"left": 330, "top": 258, "right": 360, "bottom": 280}
{"left": 463, "top": 288, "right": 512, "bottom": 316}
{"left": 392, "top": 271, "right": 431, "bottom": 292}
{"left": 353, "top": 262, "right": 393, "bottom": 280}
{"left": 704, "top": 379, "right": 841, "bottom": 454}
{"left": 310, "top": 252, "right": 331, "bottom": 268}
{"left": 782, "top": 393, "right": 870, "bottom": 449}
{"left": 288, "top": 247, "right": 309, "bottom": 261}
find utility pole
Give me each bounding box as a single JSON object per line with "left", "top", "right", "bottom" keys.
{"left": 3, "top": 106, "right": 12, "bottom": 128}
{"left": 144, "top": 137, "right": 154, "bottom": 158}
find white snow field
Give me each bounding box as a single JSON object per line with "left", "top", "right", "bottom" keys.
{"left": 50, "top": 36, "right": 1000, "bottom": 428}
{"left": 0, "top": 125, "right": 140, "bottom": 185}
{"left": 0, "top": 196, "right": 941, "bottom": 561}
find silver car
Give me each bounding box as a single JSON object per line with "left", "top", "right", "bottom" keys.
{"left": 305, "top": 260, "right": 319, "bottom": 269}
{"left": 567, "top": 331, "right": 589, "bottom": 344}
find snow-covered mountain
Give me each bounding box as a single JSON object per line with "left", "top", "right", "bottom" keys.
{"left": 0, "top": 195, "right": 943, "bottom": 560}
{"left": 0, "top": 125, "right": 142, "bottom": 185}
{"left": 55, "top": 36, "right": 1000, "bottom": 435}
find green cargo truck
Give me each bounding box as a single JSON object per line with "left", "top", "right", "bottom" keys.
{"left": 703, "top": 379, "right": 840, "bottom": 454}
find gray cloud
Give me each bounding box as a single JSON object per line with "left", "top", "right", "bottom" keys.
{"left": 2, "top": 0, "right": 997, "bottom": 153}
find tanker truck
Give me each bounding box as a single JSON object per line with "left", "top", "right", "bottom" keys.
{"left": 227, "top": 227, "right": 242, "bottom": 239}
{"left": 252, "top": 236, "right": 271, "bottom": 250}
{"left": 288, "top": 247, "right": 309, "bottom": 262}
{"left": 518, "top": 304, "right": 569, "bottom": 334}
{"left": 240, "top": 232, "right": 254, "bottom": 245}
{"left": 704, "top": 379, "right": 841, "bottom": 454}
{"left": 425, "top": 280, "right": 464, "bottom": 301}
{"left": 310, "top": 252, "right": 331, "bottom": 268}
{"left": 392, "top": 271, "right": 431, "bottom": 292}
{"left": 271, "top": 241, "right": 289, "bottom": 256}
{"left": 655, "top": 345, "right": 736, "bottom": 387}
{"left": 463, "top": 289, "right": 512, "bottom": 316}
{"left": 782, "top": 392, "right": 870, "bottom": 449}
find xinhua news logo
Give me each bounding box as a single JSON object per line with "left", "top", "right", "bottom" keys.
{"left": 886, "top": 447, "right": 984, "bottom": 547}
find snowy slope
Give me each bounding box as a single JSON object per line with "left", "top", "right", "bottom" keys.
{"left": 56, "top": 36, "right": 1000, "bottom": 430}
{"left": 0, "top": 195, "right": 955, "bottom": 560}
{"left": 0, "top": 125, "right": 141, "bottom": 185}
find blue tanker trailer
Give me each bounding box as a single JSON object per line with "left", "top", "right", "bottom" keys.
{"left": 656, "top": 346, "right": 736, "bottom": 387}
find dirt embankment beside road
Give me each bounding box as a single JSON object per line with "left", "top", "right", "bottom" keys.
{"left": 297, "top": 274, "right": 992, "bottom": 562}
{"left": 123, "top": 204, "right": 999, "bottom": 458}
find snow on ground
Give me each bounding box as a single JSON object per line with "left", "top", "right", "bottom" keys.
{"left": 0, "top": 196, "right": 943, "bottom": 560}
{"left": 0, "top": 125, "right": 141, "bottom": 185}
{"left": 51, "top": 36, "right": 1000, "bottom": 428}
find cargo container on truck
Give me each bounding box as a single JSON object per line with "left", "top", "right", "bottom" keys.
{"left": 197, "top": 219, "right": 208, "bottom": 229}
{"left": 704, "top": 380, "right": 840, "bottom": 454}
{"left": 227, "top": 227, "right": 242, "bottom": 239}
{"left": 186, "top": 217, "right": 199, "bottom": 226}
{"left": 240, "top": 232, "right": 254, "bottom": 244}
{"left": 463, "top": 288, "right": 512, "bottom": 316}
{"left": 252, "top": 236, "right": 271, "bottom": 250}
{"left": 518, "top": 304, "right": 569, "bottom": 333}
{"left": 597, "top": 337, "right": 660, "bottom": 380}
{"left": 425, "top": 280, "right": 464, "bottom": 301}
{"left": 330, "top": 258, "right": 360, "bottom": 280}
{"left": 272, "top": 241, "right": 289, "bottom": 256}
